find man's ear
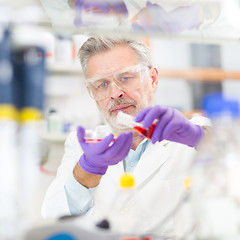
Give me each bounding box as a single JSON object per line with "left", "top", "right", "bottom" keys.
{"left": 150, "top": 67, "right": 158, "bottom": 93}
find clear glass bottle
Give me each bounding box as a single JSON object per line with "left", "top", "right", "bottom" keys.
{"left": 102, "top": 173, "right": 139, "bottom": 237}
{"left": 190, "top": 93, "right": 240, "bottom": 240}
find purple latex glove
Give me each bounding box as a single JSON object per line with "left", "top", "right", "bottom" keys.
{"left": 82, "top": 1, "right": 128, "bottom": 15}
{"left": 132, "top": 1, "right": 200, "bottom": 34}
{"left": 74, "top": 0, "right": 128, "bottom": 27}
{"left": 77, "top": 126, "right": 133, "bottom": 175}
{"left": 135, "top": 106, "right": 204, "bottom": 147}
{"left": 74, "top": 0, "right": 85, "bottom": 26}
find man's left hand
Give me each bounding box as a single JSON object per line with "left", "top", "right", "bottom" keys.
{"left": 135, "top": 105, "right": 204, "bottom": 147}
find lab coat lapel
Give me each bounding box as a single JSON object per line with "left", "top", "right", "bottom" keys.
{"left": 133, "top": 141, "right": 170, "bottom": 188}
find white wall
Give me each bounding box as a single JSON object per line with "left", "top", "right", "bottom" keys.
{"left": 151, "top": 37, "right": 193, "bottom": 111}
{"left": 221, "top": 43, "right": 240, "bottom": 103}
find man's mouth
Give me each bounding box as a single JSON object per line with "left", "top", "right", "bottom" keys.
{"left": 110, "top": 104, "right": 133, "bottom": 114}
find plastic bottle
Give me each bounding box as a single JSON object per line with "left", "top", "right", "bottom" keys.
{"left": 55, "top": 34, "right": 73, "bottom": 64}
{"left": 0, "top": 27, "right": 19, "bottom": 240}
{"left": 190, "top": 93, "right": 240, "bottom": 240}
{"left": 12, "top": 37, "right": 46, "bottom": 233}
{"left": 0, "top": 105, "right": 19, "bottom": 240}
{"left": 47, "top": 109, "right": 64, "bottom": 134}
{"left": 103, "top": 173, "right": 140, "bottom": 237}
{"left": 134, "top": 124, "right": 156, "bottom": 140}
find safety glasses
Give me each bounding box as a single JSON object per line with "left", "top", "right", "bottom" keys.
{"left": 85, "top": 64, "right": 148, "bottom": 101}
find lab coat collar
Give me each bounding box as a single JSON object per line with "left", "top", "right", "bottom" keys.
{"left": 106, "top": 140, "right": 170, "bottom": 188}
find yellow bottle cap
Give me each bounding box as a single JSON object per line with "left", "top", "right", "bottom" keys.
{"left": 184, "top": 177, "right": 192, "bottom": 190}
{"left": 0, "top": 104, "right": 19, "bottom": 120}
{"left": 19, "top": 107, "right": 42, "bottom": 122}
{"left": 120, "top": 173, "right": 135, "bottom": 188}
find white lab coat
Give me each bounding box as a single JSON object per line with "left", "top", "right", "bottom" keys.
{"left": 42, "top": 116, "right": 209, "bottom": 237}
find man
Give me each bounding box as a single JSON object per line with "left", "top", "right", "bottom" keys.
{"left": 42, "top": 36, "right": 209, "bottom": 237}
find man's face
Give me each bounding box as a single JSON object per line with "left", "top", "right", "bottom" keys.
{"left": 86, "top": 44, "right": 158, "bottom": 132}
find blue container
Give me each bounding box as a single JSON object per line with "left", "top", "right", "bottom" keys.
{"left": 202, "top": 92, "right": 239, "bottom": 119}
{"left": 13, "top": 46, "right": 45, "bottom": 111}
{"left": 45, "top": 233, "right": 76, "bottom": 240}
{"left": 0, "top": 28, "right": 14, "bottom": 104}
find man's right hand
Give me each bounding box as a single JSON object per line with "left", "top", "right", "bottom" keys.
{"left": 77, "top": 126, "right": 133, "bottom": 175}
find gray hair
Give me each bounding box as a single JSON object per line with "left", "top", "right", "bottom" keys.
{"left": 78, "top": 36, "right": 153, "bottom": 78}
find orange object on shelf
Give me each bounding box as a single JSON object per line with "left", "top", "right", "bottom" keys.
{"left": 157, "top": 67, "right": 240, "bottom": 81}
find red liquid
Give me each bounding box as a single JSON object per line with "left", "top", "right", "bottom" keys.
{"left": 134, "top": 123, "right": 156, "bottom": 140}
{"left": 85, "top": 139, "right": 102, "bottom": 143}
{"left": 85, "top": 138, "right": 116, "bottom": 143}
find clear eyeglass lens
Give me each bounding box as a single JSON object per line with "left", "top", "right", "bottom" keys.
{"left": 87, "top": 65, "right": 146, "bottom": 100}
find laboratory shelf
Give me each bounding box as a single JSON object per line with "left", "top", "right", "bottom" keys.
{"left": 46, "top": 64, "right": 240, "bottom": 81}
{"left": 52, "top": 23, "right": 240, "bottom": 46}
{"left": 158, "top": 67, "right": 240, "bottom": 81}
{"left": 41, "top": 132, "right": 69, "bottom": 143}
{"left": 46, "top": 62, "right": 240, "bottom": 81}
{"left": 47, "top": 63, "right": 83, "bottom": 75}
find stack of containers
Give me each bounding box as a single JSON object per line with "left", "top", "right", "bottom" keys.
{"left": 0, "top": 24, "right": 46, "bottom": 239}
{"left": 0, "top": 27, "right": 19, "bottom": 240}
{"left": 11, "top": 25, "right": 46, "bottom": 234}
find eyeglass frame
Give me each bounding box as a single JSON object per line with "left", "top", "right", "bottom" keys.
{"left": 84, "top": 64, "right": 150, "bottom": 101}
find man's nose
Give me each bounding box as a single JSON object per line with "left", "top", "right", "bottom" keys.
{"left": 110, "top": 81, "right": 124, "bottom": 99}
